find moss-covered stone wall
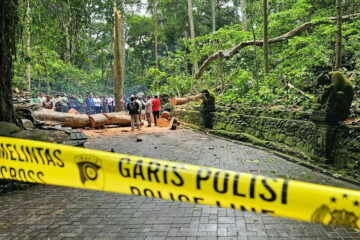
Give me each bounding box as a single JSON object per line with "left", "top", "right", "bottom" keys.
{"left": 334, "top": 126, "right": 360, "bottom": 171}
{"left": 175, "top": 105, "right": 360, "bottom": 174}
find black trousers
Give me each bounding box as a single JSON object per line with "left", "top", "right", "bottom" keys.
{"left": 153, "top": 111, "right": 160, "bottom": 125}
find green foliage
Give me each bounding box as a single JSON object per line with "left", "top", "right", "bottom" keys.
{"left": 11, "top": 0, "right": 360, "bottom": 115}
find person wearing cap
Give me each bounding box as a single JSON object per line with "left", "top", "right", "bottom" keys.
{"left": 152, "top": 94, "right": 160, "bottom": 126}
{"left": 127, "top": 95, "right": 140, "bottom": 131}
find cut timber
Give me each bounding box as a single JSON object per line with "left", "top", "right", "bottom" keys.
{"left": 102, "top": 112, "right": 131, "bottom": 126}
{"left": 161, "top": 111, "right": 170, "bottom": 119}
{"left": 171, "top": 85, "right": 222, "bottom": 105}
{"left": 68, "top": 108, "right": 80, "bottom": 114}
{"left": 157, "top": 118, "right": 170, "bottom": 127}
{"left": 169, "top": 117, "right": 177, "bottom": 130}
{"left": 89, "top": 114, "right": 107, "bottom": 128}
{"left": 33, "top": 110, "right": 90, "bottom": 128}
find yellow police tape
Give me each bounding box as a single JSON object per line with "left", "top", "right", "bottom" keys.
{"left": 0, "top": 136, "right": 359, "bottom": 229}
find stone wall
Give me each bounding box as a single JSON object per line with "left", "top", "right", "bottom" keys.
{"left": 175, "top": 105, "right": 360, "bottom": 175}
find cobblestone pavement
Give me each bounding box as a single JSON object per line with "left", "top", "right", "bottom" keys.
{"left": 1, "top": 129, "right": 359, "bottom": 240}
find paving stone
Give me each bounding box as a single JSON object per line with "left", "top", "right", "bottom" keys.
{"left": 0, "top": 129, "right": 358, "bottom": 239}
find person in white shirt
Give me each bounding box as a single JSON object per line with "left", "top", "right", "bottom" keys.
{"left": 37, "top": 93, "right": 46, "bottom": 107}
{"left": 94, "top": 96, "right": 102, "bottom": 113}
{"left": 145, "top": 96, "right": 152, "bottom": 127}
{"left": 107, "top": 96, "right": 113, "bottom": 112}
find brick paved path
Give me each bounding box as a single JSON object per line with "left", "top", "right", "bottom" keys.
{"left": 0, "top": 129, "right": 359, "bottom": 240}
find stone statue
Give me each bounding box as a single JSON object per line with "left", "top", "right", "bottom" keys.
{"left": 313, "top": 71, "right": 354, "bottom": 122}
{"left": 201, "top": 90, "right": 216, "bottom": 128}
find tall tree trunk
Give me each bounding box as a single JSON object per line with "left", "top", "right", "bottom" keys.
{"left": 335, "top": 0, "right": 342, "bottom": 70}
{"left": 263, "top": 0, "right": 269, "bottom": 75}
{"left": 40, "top": 52, "right": 50, "bottom": 95}
{"left": 0, "top": 0, "right": 22, "bottom": 126}
{"left": 113, "top": 7, "right": 125, "bottom": 111}
{"left": 64, "top": 0, "right": 71, "bottom": 64}
{"left": 38, "top": 0, "right": 49, "bottom": 95}
{"left": 187, "top": 0, "right": 199, "bottom": 85}
{"left": 154, "top": 0, "right": 159, "bottom": 68}
{"left": 249, "top": 1, "right": 259, "bottom": 93}
{"left": 240, "top": 0, "right": 248, "bottom": 31}
{"left": 211, "top": 0, "right": 224, "bottom": 91}
{"left": 211, "top": 0, "right": 216, "bottom": 32}
{"left": 25, "top": 0, "right": 31, "bottom": 93}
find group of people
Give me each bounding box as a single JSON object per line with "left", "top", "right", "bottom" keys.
{"left": 127, "top": 94, "right": 160, "bottom": 131}
{"left": 33, "top": 92, "right": 118, "bottom": 114}
{"left": 33, "top": 90, "right": 161, "bottom": 131}
{"left": 83, "top": 92, "right": 116, "bottom": 115}
{"left": 35, "top": 93, "right": 72, "bottom": 112}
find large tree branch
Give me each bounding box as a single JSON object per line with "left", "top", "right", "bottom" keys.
{"left": 195, "top": 13, "right": 360, "bottom": 79}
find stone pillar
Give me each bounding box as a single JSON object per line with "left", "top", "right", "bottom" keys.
{"left": 311, "top": 111, "right": 339, "bottom": 163}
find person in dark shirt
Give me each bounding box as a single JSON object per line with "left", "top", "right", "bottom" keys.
{"left": 127, "top": 95, "right": 140, "bottom": 131}
{"left": 84, "top": 92, "right": 95, "bottom": 115}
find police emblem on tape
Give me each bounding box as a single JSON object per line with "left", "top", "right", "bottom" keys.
{"left": 74, "top": 155, "right": 104, "bottom": 189}
{"left": 311, "top": 195, "right": 360, "bottom": 229}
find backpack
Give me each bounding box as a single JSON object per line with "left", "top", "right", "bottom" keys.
{"left": 128, "top": 101, "right": 138, "bottom": 114}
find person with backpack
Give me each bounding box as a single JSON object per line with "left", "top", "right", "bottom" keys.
{"left": 127, "top": 95, "right": 140, "bottom": 131}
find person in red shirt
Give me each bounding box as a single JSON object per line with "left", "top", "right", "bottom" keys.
{"left": 152, "top": 95, "right": 160, "bottom": 126}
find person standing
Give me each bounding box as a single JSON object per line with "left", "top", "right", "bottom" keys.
{"left": 43, "top": 95, "right": 55, "bottom": 110}
{"left": 145, "top": 96, "right": 152, "bottom": 127}
{"left": 94, "top": 95, "right": 102, "bottom": 113}
{"left": 152, "top": 94, "right": 160, "bottom": 126}
{"left": 84, "top": 92, "right": 95, "bottom": 115}
{"left": 37, "top": 93, "right": 45, "bottom": 106}
{"left": 135, "top": 95, "right": 142, "bottom": 122}
{"left": 102, "top": 96, "right": 109, "bottom": 113}
{"left": 127, "top": 95, "right": 140, "bottom": 131}
{"left": 107, "top": 95, "right": 113, "bottom": 112}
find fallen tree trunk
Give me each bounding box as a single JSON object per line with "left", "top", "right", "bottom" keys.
{"left": 33, "top": 110, "right": 90, "bottom": 128}
{"left": 102, "top": 112, "right": 131, "bottom": 125}
{"left": 89, "top": 114, "right": 107, "bottom": 128}
{"left": 195, "top": 13, "right": 360, "bottom": 79}
{"left": 171, "top": 85, "right": 222, "bottom": 105}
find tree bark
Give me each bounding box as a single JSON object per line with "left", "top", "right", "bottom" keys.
{"left": 211, "top": 0, "right": 224, "bottom": 91}
{"left": 240, "top": 0, "right": 248, "bottom": 31}
{"left": 0, "top": 0, "right": 22, "bottom": 126}
{"left": 33, "top": 111, "right": 90, "bottom": 128}
{"left": 211, "top": 0, "right": 216, "bottom": 32}
{"left": 249, "top": 3, "right": 259, "bottom": 93}
{"left": 64, "top": 0, "right": 71, "bottom": 64}
{"left": 25, "top": 0, "right": 31, "bottom": 93}
{"left": 187, "top": 0, "right": 199, "bottom": 84}
{"left": 154, "top": 0, "right": 159, "bottom": 68}
{"left": 263, "top": 0, "right": 269, "bottom": 75}
{"left": 335, "top": 0, "right": 342, "bottom": 70}
{"left": 102, "top": 112, "right": 131, "bottom": 125}
{"left": 89, "top": 114, "right": 107, "bottom": 128}
{"left": 194, "top": 13, "right": 360, "bottom": 80}
{"left": 113, "top": 8, "right": 125, "bottom": 111}
{"left": 171, "top": 85, "right": 222, "bottom": 105}
{"left": 37, "top": 0, "right": 49, "bottom": 95}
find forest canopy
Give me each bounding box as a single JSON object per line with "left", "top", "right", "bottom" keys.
{"left": 13, "top": 0, "right": 360, "bottom": 110}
